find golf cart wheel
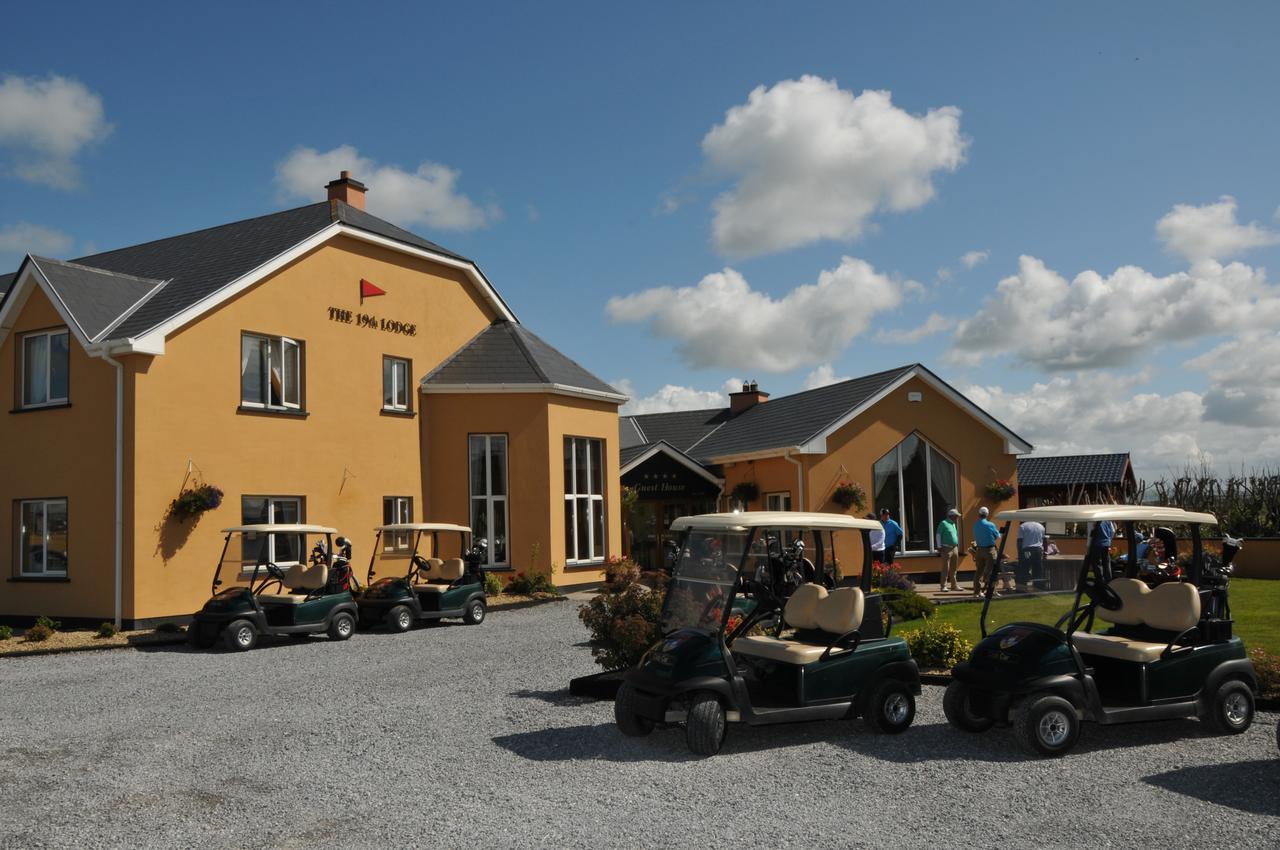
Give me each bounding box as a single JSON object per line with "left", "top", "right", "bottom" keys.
{"left": 865, "top": 678, "right": 916, "bottom": 734}
{"left": 327, "top": 611, "right": 356, "bottom": 641}
{"left": 386, "top": 605, "right": 413, "bottom": 633}
{"left": 614, "top": 683, "right": 654, "bottom": 737}
{"left": 1205, "top": 679, "right": 1254, "bottom": 735}
{"left": 463, "top": 598, "right": 486, "bottom": 625}
{"left": 223, "top": 619, "right": 257, "bottom": 652}
{"left": 685, "top": 692, "right": 726, "bottom": 756}
{"left": 1013, "top": 694, "right": 1080, "bottom": 757}
{"left": 943, "top": 681, "right": 994, "bottom": 733}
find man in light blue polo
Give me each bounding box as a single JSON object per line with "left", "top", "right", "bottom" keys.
{"left": 879, "top": 507, "right": 904, "bottom": 565}
{"left": 972, "top": 506, "right": 1001, "bottom": 597}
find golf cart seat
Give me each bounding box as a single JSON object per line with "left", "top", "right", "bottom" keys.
{"left": 415, "top": 558, "right": 444, "bottom": 579}
{"left": 415, "top": 558, "right": 465, "bottom": 593}
{"left": 733, "top": 584, "right": 864, "bottom": 664}
{"left": 258, "top": 561, "right": 328, "bottom": 605}
{"left": 1073, "top": 578, "right": 1200, "bottom": 663}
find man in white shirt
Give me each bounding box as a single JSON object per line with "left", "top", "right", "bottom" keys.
{"left": 866, "top": 513, "right": 886, "bottom": 563}
{"left": 1017, "top": 520, "right": 1046, "bottom": 592}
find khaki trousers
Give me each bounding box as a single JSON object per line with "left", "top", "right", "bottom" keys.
{"left": 973, "top": 546, "right": 998, "bottom": 593}
{"left": 939, "top": 545, "right": 959, "bottom": 589}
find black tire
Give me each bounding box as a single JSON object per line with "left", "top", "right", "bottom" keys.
{"left": 943, "top": 680, "right": 994, "bottom": 733}
{"left": 614, "top": 683, "right": 655, "bottom": 737}
{"left": 1204, "top": 679, "right": 1254, "bottom": 735}
{"left": 463, "top": 598, "right": 486, "bottom": 625}
{"left": 865, "top": 678, "right": 916, "bottom": 734}
{"left": 1013, "top": 693, "right": 1080, "bottom": 757}
{"left": 386, "top": 605, "right": 413, "bottom": 633}
{"left": 327, "top": 611, "right": 356, "bottom": 641}
{"left": 223, "top": 619, "right": 257, "bottom": 652}
{"left": 685, "top": 692, "right": 726, "bottom": 756}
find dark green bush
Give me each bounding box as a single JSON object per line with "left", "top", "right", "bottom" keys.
{"left": 0, "top": 625, "right": 11, "bottom": 641}
{"left": 34, "top": 615, "right": 61, "bottom": 632}
{"left": 483, "top": 571, "right": 504, "bottom": 596}
{"left": 878, "top": 588, "right": 936, "bottom": 622}
{"left": 578, "top": 558, "right": 668, "bottom": 670}
{"left": 1250, "top": 647, "right": 1280, "bottom": 700}
{"left": 154, "top": 621, "right": 182, "bottom": 633}
{"left": 506, "top": 571, "right": 559, "bottom": 595}
{"left": 902, "top": 618, "right": 972, "bottom": 669}
{"left": 96, "top": 622, "right": 118, "bottom": 639}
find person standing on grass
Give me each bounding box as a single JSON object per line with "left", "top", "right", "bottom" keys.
{"left": 1017, "top": 519, "right": 1046, "bottom": 592}
{"left": 879, "top": 507, "right": 904, "bottom": 566}
{"left": 1088, "top": 519, "right": 1116, "bottom": 581}
{"left": 866, "top": 513, "right": 886, "bottom": 564}
{"left": 972, "top": 506, "right": 1001, "bottom": 597}
{"left": 936, "top": 508, "right": 961, "bottom": 592}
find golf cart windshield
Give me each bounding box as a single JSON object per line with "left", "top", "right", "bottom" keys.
{"left": 366, "top": 523, "right": 471, "bottom": 584}
{"left": 212, "top": 524, "right": 339, "bottom": 594}
{"left": 660, "top": 530, "right": 749, "bottom": 634}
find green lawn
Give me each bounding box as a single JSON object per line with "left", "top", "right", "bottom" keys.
{"left": 915, "top": 578, "right": 1280, "bottom": 657}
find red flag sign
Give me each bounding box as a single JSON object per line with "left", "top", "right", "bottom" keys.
{"left": 360, "top": 279, "right": 386, "bottom": 301}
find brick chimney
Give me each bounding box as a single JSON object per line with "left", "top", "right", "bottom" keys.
{"left": 326, "top": 170, "right": 367, "bottom": 210}
{"left": 729, "top": 380, "right": 769, "bottom": 415}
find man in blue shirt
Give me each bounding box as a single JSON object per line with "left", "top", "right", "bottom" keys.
{"left": 879, "top": 507, "right": 904, "bottom": 565}
{"left": 1088, "top": 519, "right": 1115, "bottom": 580}
{"left": 972, "top": 506, "right": 1002, "bottom": 597}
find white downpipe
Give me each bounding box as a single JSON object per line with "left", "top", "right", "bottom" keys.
{"left": 96, "top": 351, "right": 124, "bottom": 630}
{"left": 783, "top": 450, "right": 805, "bottom": 511}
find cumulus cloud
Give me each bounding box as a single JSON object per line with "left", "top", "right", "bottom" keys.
{"left": 702, "top": 77, "right": 967, "bottom": 257}
{"left": 1186, "top": 333, "right": 1280, "bottom": 428}
{"left": 0, "top": 222, "right": 74, "bottom": 258}
{"left": 616, "top": 377, "right": 741, "bottom": 415}
{"left": 950, "top": 254, "right": 1280, "bottom": 370}
{"left": 878, "top": 312, "right": 953, "bottom": 344}
{"left": 276, "top": 145, "right": 498, "bottom": 230}
{"left": 802, "top": 364, "right": 851, "bottom": 390}
{"left": 606, "top": 257, "right": 905, "bottom": 372}
{"left": 1156, "top": 196, "right": 1280, "bottom": 262}
{"left": 0, "top": 75, "right": 111, "bottom": 189}
{"left": 960, "top": 249, "right": 990, "bottom": 269}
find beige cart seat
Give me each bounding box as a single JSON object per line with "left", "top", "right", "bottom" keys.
{"left": 415, "top": 558, "right": 465, "bottom": 593}
{"left": 1073, "top": 578, "right": 1200, "bottom": 663}
{"left": 733, "top": 584, "right": 865, "bottom": 664}
{"left": 259, "top": 561, "right": 328, "bottom": 605}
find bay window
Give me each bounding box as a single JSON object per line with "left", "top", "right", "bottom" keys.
{"left": 21, "top": 329, "right": 70, "bottom": 408}
{"left": 873, "top": 434, "right": 958, "bottom": 554}
{"left": 564, "top": 436, "right": 605, "bottom": 564}
{"left": 469, "top": 435, "right": 508, "bottom": 566}
{"left": 241, "top": 333, "right": 302, "bottom": 411}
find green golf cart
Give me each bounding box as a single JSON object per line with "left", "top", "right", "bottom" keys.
{"left": 945, "top": 505, "right": 1257, "bottom": 756}
{"left": 188, "top": 524, "right": 360, "bottom": 651}
{"left": 357, "top": 523, "right": 487, "bottom": 630}
{"left": 616, "top": 511, "right": 921, "bottom": 756}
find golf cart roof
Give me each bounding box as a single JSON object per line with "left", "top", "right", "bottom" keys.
{"left": 220, "top": 524, "right": 339, "bottom": 534}
{"left": 994, "top": 505, "right": 1218, "bottom": 525}
{"left": 668, "top": 512, "right": 882, "bottom": 533}
{"left": 374, "top": 523, "right": 471, "bottom": 533}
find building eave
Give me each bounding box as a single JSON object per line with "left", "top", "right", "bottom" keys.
{"left": 421, "top": 381, "right": 627, "bottom": 405}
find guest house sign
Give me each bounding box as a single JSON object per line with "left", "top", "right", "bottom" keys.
{"left": 327, "top": 279, "right": 418, "bottom": 336}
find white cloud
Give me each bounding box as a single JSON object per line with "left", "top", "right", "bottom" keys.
{"left": 0, "top": 75, "right": 111, "bottom": 189}
{"left": 877, "top": 312, "right": 953, "bottom": 344}
{"left": 802, "top": 364, "right": 851, "bottom": 390}
{"left": 1156, "top": 196, "right": 1280, "bottom": 262}
{"left": 1186, "top": 333, "right": 1280, "bottom": 428}
{"left": 702, "top": 77, "right": 967, "bottom": 257}
{"left": 606, "top": 256, "right": 905, "bottom": 372}
{"left": 276, "top": 145, "right": 498, "bottom": 230}
{"left": 950, "top": 253, "right": 1280, "bottom": 370}
{"left": 960, "top": 249, "right": 989, "bottom": 269}
{"left": 0, "top": 222, "right": 74, "bottom": 258}
{"left": 616, "top": 377, "right": 741, "bottom": 415}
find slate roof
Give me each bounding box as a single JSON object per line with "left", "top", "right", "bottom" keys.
{"left": 622, "top": 408, "right": 731, "bottom": 453}
{"left": 422, "top": 319, "right": 621, "bottom": 397}
{"left": 1017, "top": 454, "right": 1132, "bottom": 488}
{"left": 620, "top": 443, "right": 654, "bottom": 466}
{"left": 0, "top": 272, "right": 14, "bottom": 297}
{"left": 30, "top": 257, "right": 163, "bottom": 341}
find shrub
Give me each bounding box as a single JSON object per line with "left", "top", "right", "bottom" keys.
{"left": 96, "top": 622, "right": 118, "bottom": 639}
{"left": 578, "top": 559, "right": 669, "bottom": 670}
{"left": 0, "top": 625, "right": 11, "bottom": 641}
{"left": 878, "top": 587, "right": 936, "bottom": 623}
{"left": 506, "top": 571, "right": 559, "bottom": 595}
{"left": 1249, "top": 647, "right": 1280, "bottom": 700}
{"left": 34, "top": 615, "right": 60, "bottom": 632}
{"left": 902, "top": 617, "right": 972, "bottom": 669}
{"left": 24, "top": 624, "right": 54, "bottom": 643}
{"left": 483, "top": 571, "right": 505, "bottom": 596}
{"left": 154, "top": 621, "right": 182, "bottom": 633}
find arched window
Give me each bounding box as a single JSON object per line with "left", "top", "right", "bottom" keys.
{"left": 872, "top": 434, "right": 958, "bottom": 553}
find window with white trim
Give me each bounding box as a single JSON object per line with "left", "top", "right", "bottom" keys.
{"left": 18, "top": 499, "right": 68, "bottom": 576}
{"left": 469, "top": 435, "right": 508, "bottom": 566}
{"left": 382, "top": 356, "right": 411, "bottom": 412}
{"left": 873, "top": 434, "right": 957, "bottom": 554}
{"left": 240, "top": 496, "right": 303, "bottom": 570}
{"left": 383, "top": 496, "right": 413, "bottom": 551}
{"left": 765, "top": 492, "right": 792, "bottom": 512}
{"left": 564, "top": 437, "right": 605, "bottom": 563}
{"left": 20, "top": 329, "right": 70, "bottom": 409}
{"left": 240, "top": 333, "right": 302, "bottom": 411}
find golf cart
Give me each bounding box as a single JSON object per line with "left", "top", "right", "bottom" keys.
{"left": 616, "top": 512, "right": 921, "bottom": 756}
{"left": 945, "top": 505, "right": 1256, "bottom": 756}
{"left": 357, "top": 523, "right": 487, "bottom": 630}
{"left": 188, "top": 525, "right": 360, "bottom": 651}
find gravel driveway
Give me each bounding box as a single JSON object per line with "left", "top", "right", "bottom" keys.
{"left": 0, "top": 601, "right": 1276, "bottom": 849}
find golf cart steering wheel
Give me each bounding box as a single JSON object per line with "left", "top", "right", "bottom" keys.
{"left": 266, "top": 563, "right": 286, "bottom": 581}
{"left": 1080, "top": 575, "right": 1123, "bottom": 610}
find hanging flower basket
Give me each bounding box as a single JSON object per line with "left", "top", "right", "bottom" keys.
{"left": 168, "top": 484, "right": 224, "bottom": 522}
{"left": 985, "top": 479, "right": 1017, "bottom": 500}
{"left": 831, "top": 482, "right": 866, "bottom": 511}
{"left": 730, "top": 481, "right": 759, "bottom": 505}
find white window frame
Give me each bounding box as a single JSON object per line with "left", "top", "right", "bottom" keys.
{"left": 469, "top": 435, "right": 509, "bottom": 567}
{"left": 20, "top": 329, "right": 70, "bottom": 409}
{"left": 765, "top": 492, "right": 792, "bottom": 512}
{"left": 875, "top": 437, "right": 958, "bottom": 556}
{"left": 240, "top": 333, "right": 302, "bottom": 411}
{"left": 383, "top": 496, "right": 413, "bottom": 551}
{"left": 564, "top": 436, "right": 606, "bottom": 564}
{"left": 383, "top": 356, "right": 411, "bottom": 413}
{"left": 18, "top": 498, "right": 68, "bottom": 577}
{"left": 240, "top": 496, "right": 304, "bottom": 574}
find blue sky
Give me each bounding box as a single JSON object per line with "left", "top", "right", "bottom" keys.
{"left": 3, "top": 1, "right": 1280, "bottom": 476}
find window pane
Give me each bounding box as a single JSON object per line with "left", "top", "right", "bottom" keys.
{"left": 23, "top": 334, "right": 49, "bottom": 406}
{"left": 469, "top": 436, "right": 488, "bottom": 496}
{"left": 563, "top": 437, "right": 574, "bottom": 493}
{"left": 49, "top": 332, "right": 69, "bottom": 401}
{"left": 564, "top": 499, "right": 575, "bottom": 560}
{"left": 576, "top": 497, "right": 589, "bottom": 563}
{"left": 271, "top": 498, "right": 301, "bottom": 563}
{"left": 492, "top": 498, "right": 506, "bottom": 564}
{"left": 589, "top": 439, "right": 603, "bottom": 496}
{"left": 489, "top": 436, "right": 507, "bottom": 497}
{"left": 471, "top": 498, "right": 489, "bottom": 551}
{"left": 284, "top": 341, "right": 300, "bottom": 407}
{"left": 45, "top": 500, "right": 68, "bottom": 574}
{"left": 929, "top": 447, "right": 958, "bottom": 543}
{"left": 241, "top": 497, "right": 269, "bottom": 564}
{"left": 241, "top": 336, "right": 264, "bottom": 405}
{"left": 21, "top": 502, "right": 44, "bottom": 574}
{"left": 383, "top": 498, "right": 397, "bottom": 526}
{"left": 395, "top": 360, "right": 409, "bottom": 408}
{"left": 575, "top": 438, "right": 589, "bottom": 494}
{"left": 873, "top": 446, "right": 900, "bottom": 520}
{"left": 901, "top": 436, "right": 930, "bottom": 550}
{"left": 383, "top": 358, "right": 395, "bottom": 408}
{"left": 268, "top": 340, "right": 284, "bottom": 407}
{"left": 592, "top": 499, "right": 604, "bottom": 559}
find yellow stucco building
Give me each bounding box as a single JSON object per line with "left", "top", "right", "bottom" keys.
{"left": 0, "top": 173, "right": 623, "bottom": 627}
